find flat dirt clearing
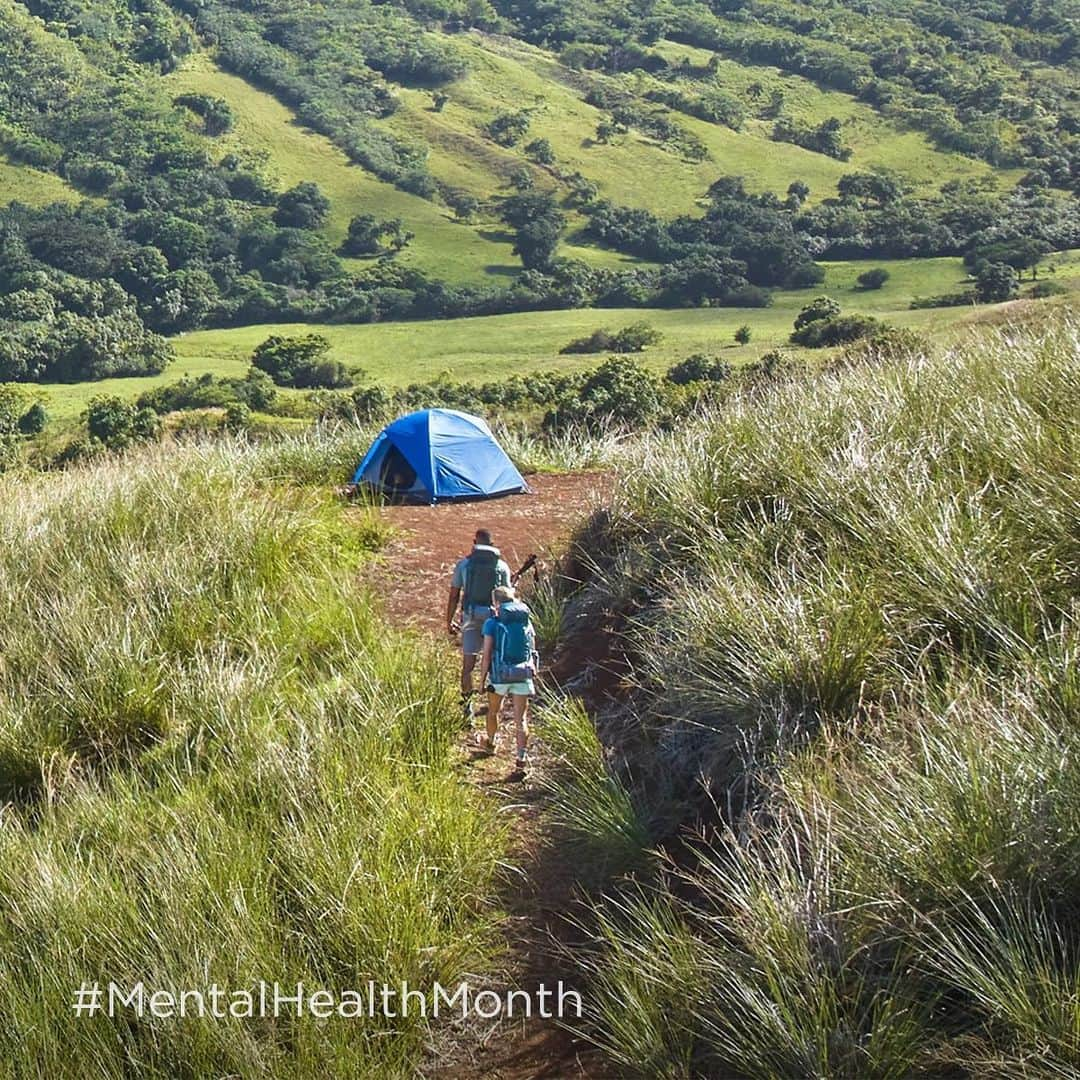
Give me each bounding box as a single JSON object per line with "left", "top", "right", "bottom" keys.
{"left": 369, "top": 471, "right": 613, "bottom": 637}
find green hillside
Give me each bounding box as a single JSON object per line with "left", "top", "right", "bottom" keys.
{"left": 0, "top": 0, "right": 1076, "bottom": 403}
{"left": 162, "top": 54, "right": 521, "bottom": 285}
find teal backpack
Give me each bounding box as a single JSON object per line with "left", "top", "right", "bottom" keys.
{"left": 463, "top": 545, "right": 501, "bottom": 611}
{"left": 492, "top": 601, "right": 538, "bottom": 683}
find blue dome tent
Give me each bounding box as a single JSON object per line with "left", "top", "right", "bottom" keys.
{"left": 353, "top": 409, "right": 530, "bottom": 503}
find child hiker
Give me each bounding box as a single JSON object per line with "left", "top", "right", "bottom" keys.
{"left": 477, "top": 585, "right": 537, "bottom": 779}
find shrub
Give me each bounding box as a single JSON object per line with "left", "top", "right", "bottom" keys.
{"left": 341, "top": 214, "right": 413, "bottom": 256}
{"left": 975, "top": 261, "right": 1019, "bottom": 303}
{"left": 252, "top": 335, "right": 354, "bottom": 390}
{"left": 486, "top": 111, "right": 530, "bottom": 147}
{"left": 734, "top": 324, "right": 752, "bottom": 344}
{"left": 17, "top": 400, "right": 47, "bottom": 436}
{"left": 790, "top": 313, "right": 882, "bottom": 347}
{"left": 1031, "top": 280, "right": 1067, "bottom": 299}
{"left": 86, "top": 397, "right": 161, "bottom": 450}
{"left": 525, "top": 137, "right": 555, "bottom": 164}
{"left": 856, "top": 267, "right": 890, "bottom": 290}
{"left": 910, "top": 291, "right": 976, "bottom": 309}
{"left": 273, "top": 182, "right": 331, "bottom": 230}
{"left": 666, "top": 354, "right": 732, "bottom": 385}
{"left": 561, "top": 323, "right": 661, "bottom": 355}
{"left": 224, "top": 401, "right": 250, "bottom": 431}
{"left": 793, "top": 295, "right": 842, "bottom": 330}
{"left": 546, "top": 357, "right": 660, "bottom": 431}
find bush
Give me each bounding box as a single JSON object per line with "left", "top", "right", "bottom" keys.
{"left": 1030, "top": 280, "right": 1067, "bottom": 299}
{"left": 830, "top": 326, "right": 931, "bottom": 370}
{"left": 666, "top": 354, "right": 732, "bottom": 385}
{"left": 910, "top": 291, "right": 976, "bottom": 309}
{"left": 340, "top": 214, "right": 413, "bottom": 257}
{"left": 793, "top": 295, "right": 842, "bottom": 330}
{"left": 273, "top": 182, "right": 331, "bottom": 230}
{"left": 86, "top": 397, "right": 162, "bottom": 450}
{"left": 546, "top": 357, "right": 660, "bottom": 431}
{"left": 855, "top": 267, "right": 890, "bottom": 290}
{"left": 975, "top": 261, "right": 1019, "bottom": 303}
{"left": 561, "top": 323, "right": 661, "bottom": 355}
{"left": 734, "top": 324, "right": 752, "bottom": 344}
{"left": 525, "top": 137, "right": 555, "bottom": 164}
{"left": 487, "top": 111, "right": 530, "bottom": 147}
{"left": 224, "top": 401, "right": 250, "bottom": 431}
{"left": 791, "top": 313, "right": 882, "bottom": 347}
{"left": 17, "top": 401, "right": 47, "bottom": 435}
{"left": 252, "top": 335, "right": 354, "bottom": 390}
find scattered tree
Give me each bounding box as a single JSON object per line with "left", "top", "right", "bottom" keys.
{"left": 525, "top": 138, "right": 555, "bottom": 164}
{"left": 666, "top": 354, "right": 731, "bottom": 384}
{"left": 561, "top": 322, "right": 661, "bottom": 354}
{"left": 794, "top": 296, "right": 842, "bottom": 331}
{"left": 251, "top": 334, "right": 354, "bottom": 389}
{"left": 340, "top": 214, "right": 413, "bottom": 256}
{"left": 86, "top": 396, "right": 161, "bottom": 450}
{"left": 856, "top": 267, "right": 891, "bottom": 290}
{"left": 974, "top": 262, "right": 1019, "bottom": 303}
{"left": 487, "top": 111, "right": 531, "bottom": 147}
{"left": 273, "top": 182, "right": 331, "bottom": 230}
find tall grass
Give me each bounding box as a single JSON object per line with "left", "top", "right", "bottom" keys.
{"left": 549, "top": 313, "right": 1080, "bottom": 1076}
{"left": 0, "top": 437, "right": 505, "bottom": 1076}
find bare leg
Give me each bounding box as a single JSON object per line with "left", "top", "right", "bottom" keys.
{"left": 461, "top": 651, "right": 477, "bottom": 697}
{"left": 486, "top": 691, "right": 504, "bottom": 748}
{"left": 512, "top": 695, "right": 530, "bottom": 758}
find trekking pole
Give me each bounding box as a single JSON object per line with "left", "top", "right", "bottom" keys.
{"left": 510, "top": 553, "right": 538, "bottom": 585}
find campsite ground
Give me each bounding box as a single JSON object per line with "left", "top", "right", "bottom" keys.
{"left": 365, "top": 470, "right": 613, "bottom": 636}
{"left": 366, "top": 472, "right": 614, "bottom": 1078}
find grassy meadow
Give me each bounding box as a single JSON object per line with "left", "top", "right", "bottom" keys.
{"left": 0, "top": 435, "right": 505, "bottom": 1076}
{"left": 0, "top": 156, "right": 81, "bottom": 207}
{"left": 33, "top": 250, "right": 1080, "bottom": 422}
{"left": 541, "top": 310, "right": 1080, "bottom": 1077}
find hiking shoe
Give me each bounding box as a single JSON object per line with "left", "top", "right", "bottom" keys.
{"left": 472, "top": 732, "right": 497, "bottom": 756}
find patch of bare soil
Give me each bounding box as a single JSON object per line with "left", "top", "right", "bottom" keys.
{"left": 368, "top": 471, "right": 613, "bottom": 637}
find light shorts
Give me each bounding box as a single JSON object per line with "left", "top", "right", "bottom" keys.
{"left": 491, "top": 680, "right": 535, "bottom": 697}
{"left": 460, "top": 606, "right": 492, "bottom": 656}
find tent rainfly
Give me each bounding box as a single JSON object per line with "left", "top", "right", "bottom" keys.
{"left": 352, "top": 408, "right": 530, "bottom": 503}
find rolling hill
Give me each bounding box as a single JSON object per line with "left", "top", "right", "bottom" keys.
{"left": 0, "top": 0, "right": 1076, "bottom": 413}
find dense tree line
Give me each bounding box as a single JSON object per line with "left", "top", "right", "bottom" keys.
{"left": 582, "top": 172, "right": 1080, "bottom": 268}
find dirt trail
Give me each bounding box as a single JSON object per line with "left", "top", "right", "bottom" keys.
{"left": 366, "top": 472, "right": 614, "bottom": 1079}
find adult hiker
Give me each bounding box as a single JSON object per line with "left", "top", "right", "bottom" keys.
{"left": 476, "top": 585, "right": 537, "bottom": 779}
{"left": 447, "top": 529, "right": 511, "bottom": 714}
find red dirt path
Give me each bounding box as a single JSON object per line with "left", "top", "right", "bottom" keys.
{"left": 370, "top": 471, "right": 613, "bottom": 637}
{"left": 366, "top": 471, "right": 616, "bottom": 1079}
